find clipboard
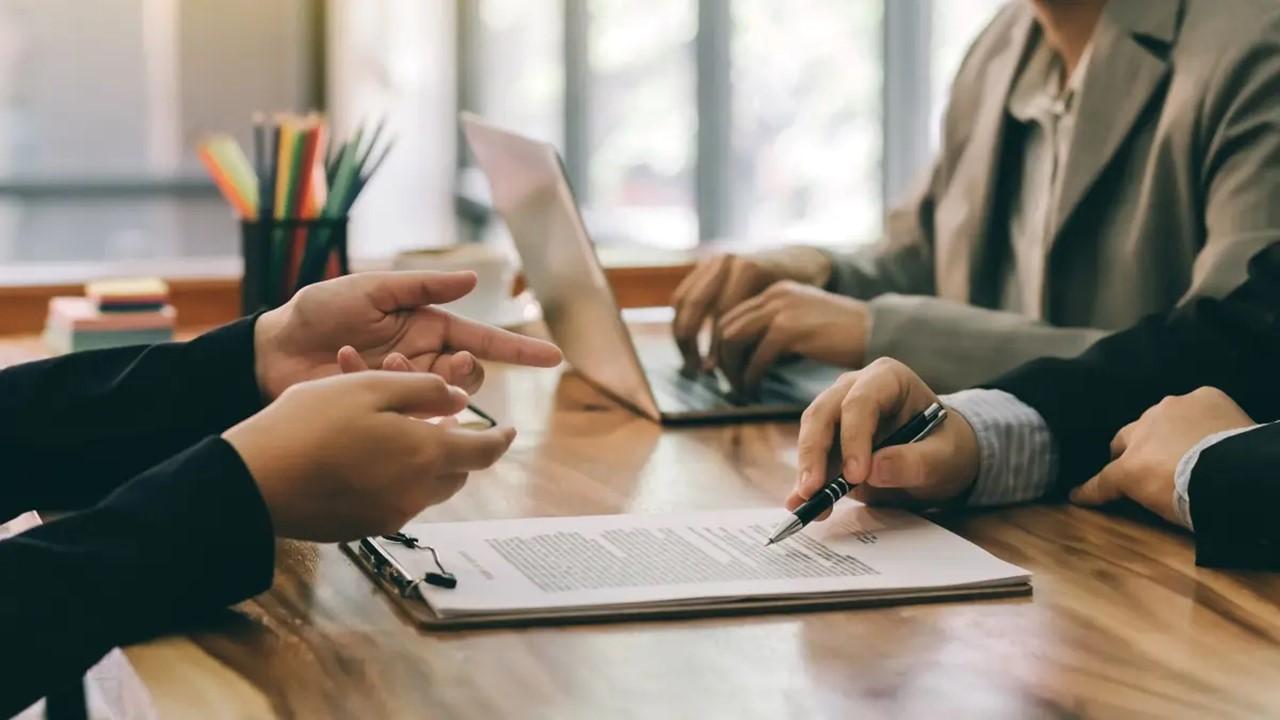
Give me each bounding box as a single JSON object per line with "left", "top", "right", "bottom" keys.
{"left": 340, "top": 535, "right": 1031, "bottom": 630}
{"left": 343, "top": 408, "right": 1033, "bottom": 630}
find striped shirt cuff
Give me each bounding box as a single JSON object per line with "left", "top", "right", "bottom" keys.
{"left": 942, "top": 389, "right": 1058, "bottom": 507}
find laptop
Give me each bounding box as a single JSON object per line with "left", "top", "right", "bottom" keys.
{"left": 462, "top": 113, "right": 837, "bottom": 424}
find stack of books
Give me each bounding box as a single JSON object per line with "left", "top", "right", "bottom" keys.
{"left": 44, "top": 279, "right": 176, "bottom": 353}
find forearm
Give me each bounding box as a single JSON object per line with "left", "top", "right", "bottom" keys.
{"left": 867, "top": 295, "right": 1110, "bottom": 393}
{"left": 0, "top": 317, "right": 264, "bottom": 516}
{"left": 992, "top": 245, "right": 1280, "bottom": 492}
{"left": 0, "top": 436, "right": 274, "bottom": 717}
{"left": 817, "top": 242, "right": 936, "bottom": 300}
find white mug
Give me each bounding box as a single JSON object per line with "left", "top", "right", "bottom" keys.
{"left": 393, "top": 244, "right": 517, "bottom": 323}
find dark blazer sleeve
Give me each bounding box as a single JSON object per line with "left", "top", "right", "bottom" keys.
{"left": 985, "top": 244, "right": 1280, "bottom": 566}
{"left": 1187, "top": 424, "right": 1280, "bottom": 570}
{"left": 0, "top": 317, "right": 264, "bottom": 520}
{"left": 0, "top": 437, "right": 275, "bottom": 716}
{"left": 0, "top": 318, "right": 275, "bottom": 714}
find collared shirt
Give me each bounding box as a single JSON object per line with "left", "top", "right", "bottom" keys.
{"left": 1001, "top": 35, "right": 1095, "bottom": 318}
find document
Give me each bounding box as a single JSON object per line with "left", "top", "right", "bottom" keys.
{"left": 371, "top": 504, "right": 1030, "bottom": 621}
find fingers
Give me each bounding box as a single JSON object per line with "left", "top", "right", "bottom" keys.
{"left": 706, "top": 259, "right": 756, "bottom": 369}
{"left": 672, "top": 256, "right": 730, "bottom": 371}
{"left": 741, "top": 320, "right": 794, "bottom": 393}
{"left": 435, "top": 309, "right": 563, "bottom": 367}
{"left": 354, "top": 371, "right": 470, "bottom": 416}
{"left": 337, "top": 345, "right": 370, "bottom": 373}
{"left": 382, "top": 352, "right": 413, "bottom": 372}
{"left": 428, "top": 351, "right": 485, "bottom": 394}
{"left": 718, "top": 297, "right": 775, "bottom": 391}
{"left": 1070, "top": 462, "right": 1126, "bottom": 506}
{"left": 795, "top": 381, "right": 849, "bottom": 499}
{"left": 358, "top": 270, "right": 480, "bottom": 313}
{"left": 836, "top": 361, "right": 909, "bottom": 486}
{"left": 1110, "top": 420, "right": 1136, "bottom": 459}
{"left": 437, "top": 425, "right": 518, "bottom": 471}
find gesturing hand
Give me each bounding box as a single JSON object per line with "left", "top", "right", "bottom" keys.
{"left": 253, "top": 271, "right": 562, "bottom": 401}
{"left": 1070, "top": 387, "right": 1254, "bottom": 525}
{"left": 224, "top": 371, "right": 517, "bottom": 542}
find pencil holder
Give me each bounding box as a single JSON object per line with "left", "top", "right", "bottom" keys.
{"left": 240, "top": 218, "right": 350, "bottom": 314}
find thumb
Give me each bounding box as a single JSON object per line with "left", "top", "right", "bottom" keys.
{"left": 864, "top": 446, "right": 928, "bottom": 489}
{"left": 360, "top": 270, "right": 479, "bottom": 312}
{"left": 354, "top": 371, "right": 469, "bottom": 416}
{"left": 1070, "top": 464, "right": 1124, "bottom": 506}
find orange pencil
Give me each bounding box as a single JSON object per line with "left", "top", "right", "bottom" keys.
{"left": 197, "top": 145, "right": 255, "bottom": 218}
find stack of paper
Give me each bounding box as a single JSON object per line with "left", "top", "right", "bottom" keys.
{"left": 346, "top": 504, "right": 1031, "bottom": 627}
{"left": 44, "top": 287, "right": 175, "bottom": 354}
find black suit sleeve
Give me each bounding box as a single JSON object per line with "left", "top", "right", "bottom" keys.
{"left": 985, "top": 244, "right": 1280, "bottom": 567}
{"left": 1188, "top": 424, "right": 1280, "bottom": 570}
{"left": 0, "top": 320, "right": 276, "bottom": 715}
{"left": 0, "top": 317, "right": 264, "bottom": 520}
{"left": 0, "top": 438, "right": 275, "bottom": 717}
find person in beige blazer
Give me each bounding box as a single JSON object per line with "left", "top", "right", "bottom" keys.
{"left": 672, "top": 0, "right": 1280, "bottom": 394}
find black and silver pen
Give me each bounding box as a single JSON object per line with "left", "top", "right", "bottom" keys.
{"left": 765, "top": 401, "right": 949, "bottom": 546}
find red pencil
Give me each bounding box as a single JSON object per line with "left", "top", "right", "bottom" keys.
{"left": 286, "top": 121, "right": 323, "bottom": 292}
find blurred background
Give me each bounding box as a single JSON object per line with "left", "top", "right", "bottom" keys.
{"left": 0, "top": 0, "right": 1005, "bottom": 278}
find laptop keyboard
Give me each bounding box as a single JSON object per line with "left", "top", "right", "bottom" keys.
{"left": 648, "top": 366, "right": 744, "bottom": 408}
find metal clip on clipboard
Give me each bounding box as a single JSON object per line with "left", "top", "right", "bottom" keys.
{"left": 356, "top": 535, "right": 457, "bottom": 597}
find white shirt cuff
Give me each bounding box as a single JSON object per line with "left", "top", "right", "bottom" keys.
{"left": 1173, "top": 422, "right": 1272, "bottom": 532}
{"left": 941, "top": 389, "right": 1058, "bottom": 507}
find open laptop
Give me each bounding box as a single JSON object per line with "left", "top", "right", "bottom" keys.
{"left": 462, "top": 113, "right": 835, "bottom": 423}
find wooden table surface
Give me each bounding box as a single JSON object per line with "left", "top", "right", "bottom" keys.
{"left": 10, "top": 324, "right": 1280, "bottom": 718}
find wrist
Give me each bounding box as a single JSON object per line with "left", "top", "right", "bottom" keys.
{"left": 943, "top": 409, "right": 982, "bottom": 505}
{"left": 841, "top": 298, "right": 872, "bottom": 367}
{"left": 253, "top": 308, "right": 287, "bottom": 402}
{"left": 223, "top": 416, "right": 296, "bottom": 536}
{"left": 760, "top": 246, "right": 834, "bottom": 288}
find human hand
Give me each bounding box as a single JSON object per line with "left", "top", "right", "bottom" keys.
{"left": 787, "top": 358, "right": 980, "bottom": 517}
{"left": 1070, "top": 387, "right": 1254, "bottom": 525}
{"left": 671, "top": 247, "right": 833, "bottom": 374}
{"left": 253, "top": 271, "right": 562, "bottom": 401}
{"left": 717, "top": 280, "right": 870, "bottom": 395}
{"left": 223, "top": 371, "right": 516, "bottom": 542}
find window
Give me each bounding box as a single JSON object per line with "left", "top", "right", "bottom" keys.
{"left": 460, "top": 0, "right": 1006, "bottom": 255}
{"left": 0, "top": 0, "right": 318, "bottom": 266}
{"left": 930, "top": 0, "right": 1009, "bottom": 150}
{"left": 467, "top": 0, "right": 564, "bottom": 146}
{"left": 730, "top": 0, "right": 881, "bottom": 246}
{"left": 587, "top": 0, "right": 697, "bottom": 249}
{"left": 0, "top": 1, "right": 1010, "bottom": 269}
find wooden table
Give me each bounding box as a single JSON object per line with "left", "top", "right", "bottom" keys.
{"left": 11, "top": 324, "right": 1280, "bottom": 718}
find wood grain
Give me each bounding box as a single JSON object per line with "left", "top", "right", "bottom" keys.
{"left": 7, "top": 323, "right": 1280, "bottom": 718}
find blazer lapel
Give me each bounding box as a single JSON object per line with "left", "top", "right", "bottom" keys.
{"left": 934, "top": 12, "right": 1035, "bottom": 302}
{"left": 1048, "top": 0, "right": 1180, "bottom": 251}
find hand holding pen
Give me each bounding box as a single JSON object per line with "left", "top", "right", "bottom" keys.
{"left": 773, "top": 359, "right": 984, "bottom": 543}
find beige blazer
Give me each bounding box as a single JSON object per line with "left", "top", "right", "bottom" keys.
{"left": 826, "top": 0, "right": 1280, "bottom": 391}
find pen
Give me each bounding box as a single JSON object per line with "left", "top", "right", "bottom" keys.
{"left": 765, "top": 401, "right": 949, "bottom": 546}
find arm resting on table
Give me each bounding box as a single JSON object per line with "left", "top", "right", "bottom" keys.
{"left": 1188, "top": 424, "right": 1280, "bottom": 570}
{"left": 0, "top": 437, "right": 274, "bottom": 717}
